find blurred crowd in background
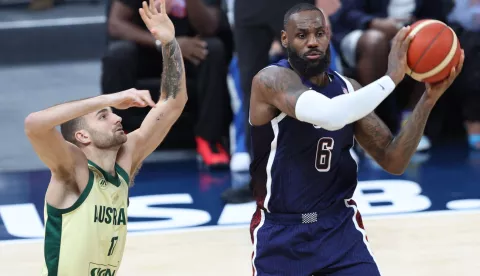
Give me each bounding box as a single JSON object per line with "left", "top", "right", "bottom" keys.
{"left": 7, "top": 0, "right": 480, "bottom": 188}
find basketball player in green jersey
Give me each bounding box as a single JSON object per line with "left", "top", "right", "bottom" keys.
{"left": 24, "top": 1, "right": 184, "bottom": 275}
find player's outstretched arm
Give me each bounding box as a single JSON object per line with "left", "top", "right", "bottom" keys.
{"left": 24, "top": 90, "right": 156, "bottom": 182}
{"left": 353, "top": 50, "right": 464, "bottom": 175}
{"left": 24, "top": 95, "right": 119, "bottom": 181}
{"left": 252, "top": 64, "right": 397, "bottom": 130}
{"left": 121, "top": 0, "right": 187, "bottom": 176}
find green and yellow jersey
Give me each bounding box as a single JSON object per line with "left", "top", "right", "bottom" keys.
{"left": 42, "top": 160, "right": 129, "bottom": 276}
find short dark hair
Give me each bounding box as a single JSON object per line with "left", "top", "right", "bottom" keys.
{"left": 60, "top": 117, "right": 85, "bottom": 146}
{"left": 283, "top": 3, "right": 322, "bottom": 28}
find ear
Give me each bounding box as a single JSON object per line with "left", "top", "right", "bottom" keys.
{"left": 281, "top": 30, "right": 288, "bottom": 48}
{"left": 75, "top": 130, "right": 91, "bottom": 145}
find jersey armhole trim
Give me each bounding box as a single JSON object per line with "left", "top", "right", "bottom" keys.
{"left": 115, "top": 164, "right": 130, "bottom": 185}
{"left": 46, "top": 169, "right": 94, "bottom": 217}
{"left": 334, "top": 71, "right": 355, "bottom": 93}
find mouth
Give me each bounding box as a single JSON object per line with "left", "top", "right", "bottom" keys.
{"left": 304, "top": 51, "right": 323, "bottom": 60}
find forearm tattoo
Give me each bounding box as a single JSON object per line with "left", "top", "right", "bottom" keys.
{"left": 356, "top": 99, "right": 431, "bottom": 171}
{"left": 356, "top": 113, "right": 393, "bottom": 164}
{"left": 161, "top": 39, "right": 183, "bottom": 99}
{"left": 389, "top": 102, "right": 431, "bottom": 162}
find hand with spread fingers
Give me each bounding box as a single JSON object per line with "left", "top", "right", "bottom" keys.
{"left": 386, "top": 26, "right": 414, "bottom": 85}
{"left": 139, "top": 0, "right": 175, "bottom": 45}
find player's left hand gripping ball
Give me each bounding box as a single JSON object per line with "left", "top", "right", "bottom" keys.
{"left": 139, "top": 0, "right": 175, "bottom": 45}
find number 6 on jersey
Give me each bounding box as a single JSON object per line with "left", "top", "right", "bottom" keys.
{"left": 315, "top": 137, "right": 334, "bottom": 172}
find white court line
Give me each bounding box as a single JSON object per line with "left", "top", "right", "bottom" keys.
{"left": 1, "top": 208, "right": 479, "bottom": 245}
{"left": 0, "top": 16, "right": 106, "bottom": 30}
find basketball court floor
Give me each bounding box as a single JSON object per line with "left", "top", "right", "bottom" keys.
{"left": 1, "top": 147, "right": 479, "bottom": 275}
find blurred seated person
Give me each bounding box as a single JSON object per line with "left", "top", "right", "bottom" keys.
{"left": 330, "top": 0, "right": 454, "bottom": 151}
{"left": 102, "top": 0, "right": 233, "bottom": 169}
{"left": 29, "top": 0, "right": 54, "bottom": 10}
{"left": 448, "top": 0, "right": 480, "bottom": 150}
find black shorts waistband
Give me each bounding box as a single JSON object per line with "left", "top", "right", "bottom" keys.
{"left": 262, "top": 199, "right": 357, "bottom": 226}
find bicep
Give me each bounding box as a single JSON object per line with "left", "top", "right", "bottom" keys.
{"left": 26, "top": 128, "right": 80, "bottom": 177}
{"left": 253, "top": 67, "right": 309, "bottom": 119}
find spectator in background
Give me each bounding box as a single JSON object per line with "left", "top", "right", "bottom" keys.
{"left": 330, "top": 0, "right": 454, "bottom": 151}
{"left": 448, "top": 0, "right": 480, "bottom": 150}
{"left": 102, "top": 0, "right": 233, "bottom": 169}
{"left": 29, "top": 0, "right": 53, "bottom": 10}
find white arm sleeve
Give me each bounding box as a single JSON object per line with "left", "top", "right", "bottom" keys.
{"left": 295, "top": 76, "right": 396, "bottom": 131}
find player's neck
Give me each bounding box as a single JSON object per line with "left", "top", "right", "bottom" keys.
{"left": 287, "top": 59, "right": 330, "bottom": 87}
{"left": 309, "top": 72, "right": 329, "bottom": 87}
{"left": 83, "top": 147, "right": 119, "bottom": 176}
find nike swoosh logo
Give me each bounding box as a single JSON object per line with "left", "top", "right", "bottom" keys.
{"left": 378, "top": 83, "right": 385, "bottom": 90}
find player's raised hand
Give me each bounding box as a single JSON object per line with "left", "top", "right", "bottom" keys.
{"left": 386, "top": 26, "right": 414, "bottom": 85}
{"left": 110, "top": 89, "right": 157, "bottom": 110}
{"left": 425, "top": 49, "right": 465, "bottom": 104}
{"left": 139, "top": 0, "right": 175, "bottom": 45}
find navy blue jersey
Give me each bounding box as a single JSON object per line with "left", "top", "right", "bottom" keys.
{"left": 250, "top": 59, "right": 358, "bottom": 214}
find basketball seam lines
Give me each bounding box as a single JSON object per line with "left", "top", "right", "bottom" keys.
{"left": 410, "top": 25, "right": 449, "bottom": 75}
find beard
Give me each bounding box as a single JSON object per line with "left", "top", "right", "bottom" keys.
{"left": 286, "top": 45, "right": 331, "bottom": 79}
{"left": 89, "top": 128, "right": 127, "bottom": 149}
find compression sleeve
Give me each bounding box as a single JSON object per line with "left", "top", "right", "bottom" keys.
{"left": 295, "top": 76, "right": 396, "bottom": 131}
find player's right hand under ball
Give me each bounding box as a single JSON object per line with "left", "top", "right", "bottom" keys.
{"left": 424, "top": 49, "right": 465, "bottom": 106}
{"left": 386, "top": 26, "right": 415, "bottom": 85}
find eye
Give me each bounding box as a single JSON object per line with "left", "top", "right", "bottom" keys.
{"left": 297, "top": 33, "right": 305, "bottom": 39}
{"left": 317, "top": 31, "right": 325, "bottom": 37}
{"left": 100, "top": 114, "right": 106, "bottom": 120}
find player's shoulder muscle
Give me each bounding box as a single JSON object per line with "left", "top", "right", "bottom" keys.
{"left": 253, "top": 65, "right": 305, "bottom": 95}
{"left": 252, "top": 65, "right": 308, "bottom": 117}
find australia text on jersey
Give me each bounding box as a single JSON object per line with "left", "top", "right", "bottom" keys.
{"left": 1, "top": 179, "right": 478, "bottom": 242}
{"left": 94, "top": 205, "right": 127, "bottom": 226}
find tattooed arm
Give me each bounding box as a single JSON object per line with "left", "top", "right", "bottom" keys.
{"left": 116, "top": 0, "right": 187, "bottom": 179}
{"left": 250, "top": 64, "right": 398, "bottom": 129}
{"left": 351, "top": 37, "right": 464, "bottom": 174}
{"left": 350, "top": 78, "right": 433, "bottom": 175}
{"left": 121, "top": 38, "right": 187, "bottom": 177}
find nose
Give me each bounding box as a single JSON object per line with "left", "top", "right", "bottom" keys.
{"left": 306, "top": 34, "right": 319, "bottom": 48}
{"left": 113, "top": 113, "right": 122, "bottom": 124}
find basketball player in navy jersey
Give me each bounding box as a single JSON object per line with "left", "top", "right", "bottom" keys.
{"left": 249, "top": 3, "right": 464, "bottom": 276}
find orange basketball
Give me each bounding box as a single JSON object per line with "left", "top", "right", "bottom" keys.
{"left": 406, "top": 19, "right": 462, "bottom": 83}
